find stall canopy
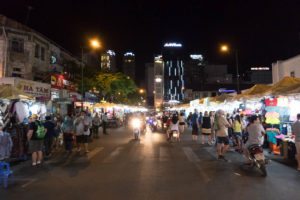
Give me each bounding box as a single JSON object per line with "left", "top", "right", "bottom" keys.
{"left": 0, "top": 85, "right": 34, "bottom": 100}
{"left": 93, "top": 102, "right": 116, "bottom": 108}
{"left": 210, "top": 93, "right": 234, "bottom": 103}
{"left": 264, "top": 77, "right": 300, "bottom": 96}
{"left": 234, "top": 84, "right": 272, "bottom": 100}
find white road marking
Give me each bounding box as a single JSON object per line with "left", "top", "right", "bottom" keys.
{"left": 159, "top": 147, "right": 170, "bottom": 162}
{"left": 102, "top": 147, "right": 124, "bottom": 163}
{"left": 182, "top": 147, "right": 210, "bottom": 183}
{"left": 87, "top": 147, "right": 104, "bottom": 160}
{"left": 182, "top": 147, "right": 201, "bottom": 162}
{"left": 19, "top": 178, "right": 38, "bottom": 188}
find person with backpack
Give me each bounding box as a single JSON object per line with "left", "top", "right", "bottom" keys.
{"left": 27, "top": 114, "right": 47, "bottom": 166}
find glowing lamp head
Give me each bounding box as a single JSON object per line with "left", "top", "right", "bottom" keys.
{"left": 220, "top": 45, "right": 229, "bottom": 52}
{"left": 90, "top": 39, "right": 101, "bottom": 49}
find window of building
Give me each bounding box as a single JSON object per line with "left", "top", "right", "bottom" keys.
{"left": 41, "top": 47, "right": 45, "bottom": 61}
{"left": 10, "top": 38, "right": 24, "bottom": 53}
{"left": 12, "top": 73, "right": 22, "bottom": 78}
{"left": 291, "top": 71, "right": 295, "bottom": 78}
{"left": 13, "top": 68, "right": 21, "bottom": 72}
{"left": 35, "top": 44, "right": 40, "bottom": 58}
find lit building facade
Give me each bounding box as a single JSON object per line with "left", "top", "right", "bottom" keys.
{"left": 0, "top": 15, "right": 79, "bottom": 82}
{"left": 154, "top": 55, "right": 164, "bottom": 108}
{"left": 101, "top": 50, "right": 117, "bottom": 72}
{"left": 145, "top": 63, "right": 154, "bottom": 106}
{"left": 272, "top": 55, "right": 300, "bottom": 83}
{"left": 162, "top": 43, "right": 184, "bottom": 101}
{"left": 122, "top": 52, "right": 135, "bottom": 80}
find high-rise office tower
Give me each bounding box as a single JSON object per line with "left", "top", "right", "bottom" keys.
{"left": 122, "top": 52, "right": 135, "bottom": 80}
{"left": 162, "top": 43, "right": 184, "bottom": 101}
{"left": 101, "top": 50, "right": 117, "bottom": 72}
{"left": 154, "top": 55, "right": 164, "bottom": 108}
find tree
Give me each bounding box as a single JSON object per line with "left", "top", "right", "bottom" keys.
{"left": 94, "top": 72, "right": 137, "bottom": 103}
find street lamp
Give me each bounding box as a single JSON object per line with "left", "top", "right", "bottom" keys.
{"left": 139, "top": 89, "right": 145, "bottom": 94}
{"left": 81, "top": 38, "right": 101, "bottom": 109}
{"left": 220, "top": 44, "right": 240, "bottom": 94}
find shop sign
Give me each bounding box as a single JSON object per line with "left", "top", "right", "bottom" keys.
{"left": 15, "top": 79, "right": 51, "bottom": 98}
{"left": 265, "top": 98, "right": 277, "bottom": 106}
{"left": 51, "top": 74, "right": 76, "bottom": 91}
{"left": 51, "top": 74, "right": 64, "bottom": 89}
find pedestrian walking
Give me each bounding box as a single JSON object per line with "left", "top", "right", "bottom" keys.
{"left": 178, "top": 112, "right": 186, "bottom": 137}
{"left": 201, "top": 111, "right": 212, "bottom": 145}
{"left": 215, "top": 110, "right": 231, "bottom": 161}
{"left": 191, "top": 109, "right": 200, "bottom": 141}
{"left": 27, "top": 114, "right": 46, "bottom": 166}
{"left": 43, "top": 116, "right": 56, "bottom": 157}
{"left": 232, "top": 115, "right": 243, "bottom": 152}
{"left": 292, "top": 113, "right": 300, "bottom": 171}
{"left": 102, "top": 112, "right": 108, "bottom": 135}
{"left": 187, "top": 112, "right": 193, "bottom": 128}
{"left": 62, "top": 113, "right": 74, "bottom": 153}
{"left": 74, "top": 111, "right": 91, "bottom": 153}
{"left": 92, "top": 113, "right": 101, "bottom": 138}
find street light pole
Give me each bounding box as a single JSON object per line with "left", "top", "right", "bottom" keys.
{"left": 220, "top": 44, "right": 240, "bottom": 94}
{"left": 81, "top": 47, "right": 84, "bottom": 110}
{"left": 235, "top": 50, "right": 240, "bottom": 94}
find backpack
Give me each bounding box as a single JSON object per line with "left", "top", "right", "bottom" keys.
{"left": 35, "top": 121, "right": 46, "bottom": 139}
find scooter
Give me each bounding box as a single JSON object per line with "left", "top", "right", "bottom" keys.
{"left": 247, "top": 144, "right": 268, "bottom": 177}
{"left": 168, "top": 130, "right": 180, "bottom": 142}
{"left": 148, "top": 117, "right": 158, "bottom": 132}
{"left": 131, "top": 118, "right": 142, "bottom": 140}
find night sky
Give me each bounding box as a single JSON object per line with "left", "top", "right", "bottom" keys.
{"left": 1, "top": 0, "right": 300, "bottom": 84}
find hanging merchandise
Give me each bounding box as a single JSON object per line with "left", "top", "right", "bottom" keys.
{"left": 13, "top": 101, "right": 30, "bottom": 123}
{"left": 265, "top": 112, "right": 280, "bottom": 125}
{"left": 265, "top": 98, "right": 278, "bottom": 107}
{"left": 0, "top": 130, "right": 13, "bottom": 160}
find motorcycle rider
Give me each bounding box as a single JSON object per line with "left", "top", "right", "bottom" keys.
{"left": 243, "top": 115, "right": 265, "bottom": 164}
{"left": 168, "top": 114, "right": 180, "bottom": 141}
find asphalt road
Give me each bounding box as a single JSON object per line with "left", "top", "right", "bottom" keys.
{"left": 1, "top": 127, "right": 300, "bottom": 200}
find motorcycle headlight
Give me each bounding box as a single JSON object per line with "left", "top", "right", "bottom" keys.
{"left": 131, "top": 118, "right": 141, "bottom": 128}
{"left": 153, "top": 121, "right": 157, "bottom": 126}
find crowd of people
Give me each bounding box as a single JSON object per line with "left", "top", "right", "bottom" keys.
{"left": 26, "top": 111, "right": 110, "bottom": 166}
{"left": 161, "top": 109, "right": 267, "bottom": 163}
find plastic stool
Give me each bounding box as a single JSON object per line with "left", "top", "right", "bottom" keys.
{"left": 0, "top": 161, "right": 13, "bottom": 188}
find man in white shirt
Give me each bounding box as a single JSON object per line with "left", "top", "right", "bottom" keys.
{"left": 215, "top": 110, "right": 231, "bottom": 161}
{"left": 292, "top": 114, "right": 300, "bottom": 171}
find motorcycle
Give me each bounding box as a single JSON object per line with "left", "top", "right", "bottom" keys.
{"left": 247, "top": 144, "right": 268, "bottom": 177}
{"left": 148, "top": 117, "right": 158, "bottom": 132}
{"left": 168, "top": 130, "right": 180, "bottom": 142}
{"left": 131, "top": 118, "right": 142, "bottom": 140}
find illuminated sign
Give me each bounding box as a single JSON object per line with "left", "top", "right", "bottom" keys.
{"left": 124, "top": 52, "right": 135, "bottom": 56}
{"left": 251, "top": 67, "right": 270, "bottom": 71}
{"left": 107, "top": 50, "right": 116, "bottom": 56}
{"left": 164, "top": 43, "right": 182, "bottom": 47}
{"left": 155, "top": 77, "right": 162, "bottom": 83}
{"left": 190, "top": 54, "right": 203, "bottom": 60}
{"left": 219, "top": 88, "right": 236, "bottom": 93}
{"left": 154, "top": 55, "right": 163, "bottom": 63}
